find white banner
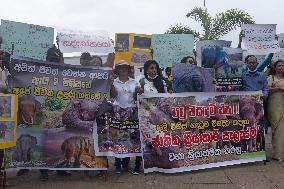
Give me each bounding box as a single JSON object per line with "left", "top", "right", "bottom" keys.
{"left": 57, "top": 29, "right": 114, "bottom": 53}
{"left": 242, "top": 24, "right": 280, "bottom": 55}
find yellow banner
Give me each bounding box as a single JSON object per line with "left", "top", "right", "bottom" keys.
{"left": 115, "top": 33, "right": 152, "bottom": 67}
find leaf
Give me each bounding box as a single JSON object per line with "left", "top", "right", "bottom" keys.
{"left": 165, "top": 24, "right": 200, "bottom": 41}
{"left": 186, "top": 7, "right": 213, "bottom": 37}
{"left": 165, "top": 7, "right": 255, "bottom": 40}
{"left": 211, "top": 9, "right": 255, "bottom": 39}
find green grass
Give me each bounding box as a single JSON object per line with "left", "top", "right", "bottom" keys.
{"left": 239, "top": 151, "right": 266, "bottom": 159}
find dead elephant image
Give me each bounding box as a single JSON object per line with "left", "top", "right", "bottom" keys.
{"left": 60, "top": 136, "right": 93, "bottom": 168}
{"left": 12, "top": 134, "right": 37, "bottom": 162}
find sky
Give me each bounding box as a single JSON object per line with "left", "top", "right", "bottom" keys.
{"left": 0, "top": 0, "right": 283, "bottom": 47}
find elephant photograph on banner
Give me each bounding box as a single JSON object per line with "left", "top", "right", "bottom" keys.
{"left": 17, "top": 95, "right": 42, "bottom": 128}
{"left": 43, "top": 99, "right": 107, "bottom": 169}
{"left": 6, "top": 58, "right": 110, "bottom": 170}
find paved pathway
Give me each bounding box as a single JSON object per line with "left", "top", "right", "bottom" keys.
{"left": 5, "top": 130, "right": 284, "bottom": 189}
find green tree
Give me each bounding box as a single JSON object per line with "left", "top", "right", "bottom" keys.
{"left": 166, "top": 7, "right": 254, "bottom": 40}
{"left": 166, "top": 24, "right": 200, "bottom": 37}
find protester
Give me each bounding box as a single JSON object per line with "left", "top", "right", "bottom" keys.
{"left": 241, "top": 55, "right": 269, "bottom": 97}
{"left": 139, "top": 60, "right": 167, "bottom": 93}
{"left": 247, "top": 53, "right": 274, "bottom": 74}
{"left": 241, "top": 55, "right": 269, "bottom": 152}
{"left": 110, "top": 60, "right": 141, "bottom": 174}
{"left": 180, "top": 56, "right": 197, "bottom": 65}
{"left": 163, "top": 67, "right": 173, "bottom": 92}
{"left": 267, "top": 60, "right": 284, "bottom": 161}
{"left": 90, "top": 55, "right": 103, "bottom": 66}
{"left": 238, "top": 31, "right": 274, "bottom": 74}
{"left": 46, "top": 44, "right": 64, "bottom": 63}
{"left": 133, "top": 60, "right": 169, "bottom": 174}
{"left": 80, "top": 52, "right": 92, "bottom": 66}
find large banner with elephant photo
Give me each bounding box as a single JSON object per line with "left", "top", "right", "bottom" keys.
{"left": 6, "top": 58, "right": 112, "bottom": 170}
{"left": 138, "top": 91, "right": 266, "bottom": 173}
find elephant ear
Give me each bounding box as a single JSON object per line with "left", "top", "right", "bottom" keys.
{"left": 34, "top": 100, "right": 41, "bottom": 113}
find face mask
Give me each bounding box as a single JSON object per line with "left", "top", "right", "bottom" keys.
{"left": 147, "top": 75, "right": 158, "bottom": 80}
{"left": 248, "top": 68, "right": 257, "bottom": 73}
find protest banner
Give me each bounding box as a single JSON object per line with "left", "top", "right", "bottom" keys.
{"left": 115, "top": 33, "right": 152, "bottom": 67}
{"left": 0, "top": 20, "right": 54, "bottom": 60}
{"left": 201, "top": 47, "right": 244, "bottom": 90}
{"left": 172, "top": 63, "right": 215, "bottom": 93}
{"left": 6, "top": 58, "right": 111, "bottom": 170}
{"left": 93, "top": 104, "right": 141, "bottom": 158}
{"left": 196, "top": 40, "right": 232, "bottom": 66}
{"left": 57, "top": 29, "right": 114, "bottom": 53}
{"left": 241, "top": 24, "right": 280, "bottom": 55}
{"left": 0, "top": 94, "right": 18, "bottom": 149}
{"left": 138, "top": 91, "right": 266, "bottom": 173}
{"left": 152, "top": 34, "right": 194, "bottom": 68}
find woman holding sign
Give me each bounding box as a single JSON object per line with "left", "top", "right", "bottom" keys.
{"left": 267, "top": 60, "right": 284, "bottom": 161}
{"left": 110, "top": 60, "right": 141, "bottom": 174}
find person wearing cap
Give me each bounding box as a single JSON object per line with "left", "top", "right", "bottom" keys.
{"left": 110, "top": 60, "right": 141, "bottom": 174}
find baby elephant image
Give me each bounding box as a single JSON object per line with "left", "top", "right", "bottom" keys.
{"left": 12, "top": 134, "right": 37, "bottom": 162}
{"left": 61, "top": 136, "right": 92, "bottom": 168}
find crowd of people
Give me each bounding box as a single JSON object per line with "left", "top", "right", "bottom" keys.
{"left": 0, "top": 32, "right": 284, "bottom": 186}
